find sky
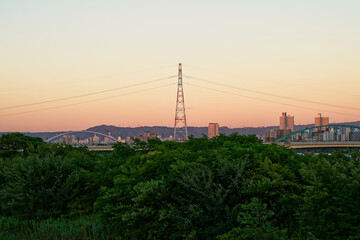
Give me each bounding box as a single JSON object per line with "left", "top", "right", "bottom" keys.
{"left": 0, "top": 0, "right": 359, "bottom": 132}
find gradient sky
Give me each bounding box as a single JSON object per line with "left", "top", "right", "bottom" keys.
{"left": 1, "top": 0, "right": 360, "bottom": 132}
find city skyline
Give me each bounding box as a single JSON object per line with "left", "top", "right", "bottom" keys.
{"left": 1, "top": 1, "right": 359, "bottom": 132}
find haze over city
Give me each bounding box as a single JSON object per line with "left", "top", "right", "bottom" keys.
{"left": 1, "top": 0, "right": 359, "bottom": 132}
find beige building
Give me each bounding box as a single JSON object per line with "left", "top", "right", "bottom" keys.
{"left": 104, "top": 137, "right": 115, "bottom": 145}
{"left": 315, "top": 113, "right": 329, "bottom": 127}
{"left": 117, "top": 136, "right": 126, "bottom": 143}
{"left": 208, "top": 123, "right": 219, "bottom": 138}
{"left": 265, "top": 129, "right": 291, "bottom": 142}
{"left": 265, "top": 130, "right": 277, "bottom": 143}
{"left": 91, "top": 134, "right": 100, "bottom": 144}
{"left": 280, "top": 112, "right": 294, "bottom": 131}
{"left": 132, "top": 131, "right": 158, "bottom": 143}
{"left": 63, "top": 135, "right": 75, "bottom": 144}
{"left": 315, "top": 113, "right": 329, "bottom": 131}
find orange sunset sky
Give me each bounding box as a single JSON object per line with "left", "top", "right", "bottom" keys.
{"left": 1, "top": 1, "right": 360, "bottom": 132}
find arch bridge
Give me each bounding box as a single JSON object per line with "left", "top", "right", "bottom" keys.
{"left": 45, "top": 130, "right": 119, "bottom": 143}
{"left": 275, "top": 124, "right": 360, "bottom": 149}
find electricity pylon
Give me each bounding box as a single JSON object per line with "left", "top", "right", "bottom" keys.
{"left": 174, "top": 63, "right": 188, "bottom": 140}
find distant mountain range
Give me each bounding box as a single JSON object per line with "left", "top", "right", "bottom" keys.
{"left": 3, "top": 120, "right": 360, "bottom": 140}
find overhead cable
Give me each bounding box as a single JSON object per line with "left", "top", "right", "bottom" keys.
{"left": 185, "top": 82, "right": 360, "bottom": 118}
{"left": 0, "top": 75, "right": 177, "bottom": 110}
{"left": 0, "top": 83, "right": 176, "bottom": 117}
{"left": 184, "top": 75, "right": 360, "bottom": 112}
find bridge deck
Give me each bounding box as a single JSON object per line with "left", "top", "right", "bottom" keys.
{"left": 87, "top": 146, "right": 114, "bottom": 151}
{"left": 277, "top": 141, "right": 360, "bottom": 149}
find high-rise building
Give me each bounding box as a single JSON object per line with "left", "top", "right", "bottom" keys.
{"left": 208, "top": 123, "right": 219, "bottom": 138}
{"left": 104, "top": 137, "right": 115, "bottom": 145}
{"left": 133, "top": 131, "right": 158, "bottom": 143}
{"left": 92, "top": 134, "right": 100, "bottom": 144}
{"left": 315, "top": 113, "right": 329, "bottom": 130}
{"left": 280, "top": 112, "right": 294, "bottom": 131}
{"left": 63, "top": 135, "right": 75, "bottom": 144}
{"left": 117, "top": 136, "right": 126, "bottom": 143}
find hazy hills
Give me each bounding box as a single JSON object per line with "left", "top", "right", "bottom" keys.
{"left": 4, "top": 120, "right": 360, "bottom": 140}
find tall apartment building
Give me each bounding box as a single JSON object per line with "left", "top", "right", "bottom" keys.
{"left": 91, "top": 134, "right": 100, "bottom": 144}
{"left": 104, "top": 137, "right": 115, "bottom": 145}
{"left": 63, "top": 135, "right": 75, "bottom": 144}
{"left": 315, "top": 113, "right": 329, "bottom": 130}
{"left": 280, "top": 112, "right": 294, "bottom": 131}
{"left": 208, "top": 123, "right": 219, "bottom": 138}
{"left": 133, "top": 131, "right": 158, "bottom": 143}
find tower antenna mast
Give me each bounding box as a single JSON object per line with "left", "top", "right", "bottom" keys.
{"left": 174, "top": 63, "right": 188, "bottom": 140}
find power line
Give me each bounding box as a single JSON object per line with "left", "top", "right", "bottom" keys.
{"left": 184, "top": 82, "right": 360, "bottom": 118}
{"left": 0, "top": 75, "right": 177, "bottom": 110}
{"left": 184, "top": 64, "right": 360, "bottom": 97}
{"left": 0, "top": 83, "right": 176, "bottom": 117}
{"left": 184, "top": 75, "right": 360, "bottom": 112}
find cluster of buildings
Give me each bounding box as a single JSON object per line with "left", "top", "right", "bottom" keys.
{"left": 265, "top": 112, "right": 294, "bottom": 142}
{"left": 265, "top": 112, "right": 329, "bottom": 142}
{"left": 126, "top": 131, "right": 158, "bottom": 143}
{"left": 58, "top": 132, "right": 123, "bottom": 145}
{"left": 57, "top": 131, "right": 162, "bottom": 146}
{"left": 53, "top": 113, "right": 335, "bottom": 145}
{"left": 55, "top": 123, "right": 222, "bottom": 146}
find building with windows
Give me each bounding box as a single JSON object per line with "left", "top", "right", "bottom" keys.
{"left": 91, "top": 134, "right": 100, "bottom": 144}
{"left": 280, "top": 112, "right": 294, "bottom": 131}
{"left": 265, "top": 129, "right": 291, "bottom": 142}
{"left": 315, "top": 113, "right": 329, "bottom": 129}
{"left": 208, "top": 123, "right": 219, "bottom": 138}
{"left": 63, "top": 135, "right": 75, "bottom": 144}
{"left": 129, "top": 131, "right": 158, "bottom": 143}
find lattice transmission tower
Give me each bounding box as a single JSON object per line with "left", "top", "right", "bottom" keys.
{"left": 174, "top": 63, "right": 188, "bottom": 140}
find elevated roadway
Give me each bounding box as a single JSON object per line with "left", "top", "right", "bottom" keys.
{"left": 277, "top": 141, "right": 360, "bottom": 149}
{"left": 87, "top": 145, "right": 114, "bottom": 151}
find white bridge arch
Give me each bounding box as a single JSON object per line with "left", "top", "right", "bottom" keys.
{"left": 45, "top": 130, "right": 119, "bottom": 143}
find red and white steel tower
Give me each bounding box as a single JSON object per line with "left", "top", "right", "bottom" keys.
{"left": 174, "top": 63, "right": 188, "bottom": 140}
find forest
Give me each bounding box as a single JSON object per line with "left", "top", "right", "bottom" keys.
{"left": 1, "top": 132, "right": 360, "bottom": 239}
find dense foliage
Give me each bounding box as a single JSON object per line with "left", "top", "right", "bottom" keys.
{"left": 1, "top": 133, "right": 360, "bottom": 239}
